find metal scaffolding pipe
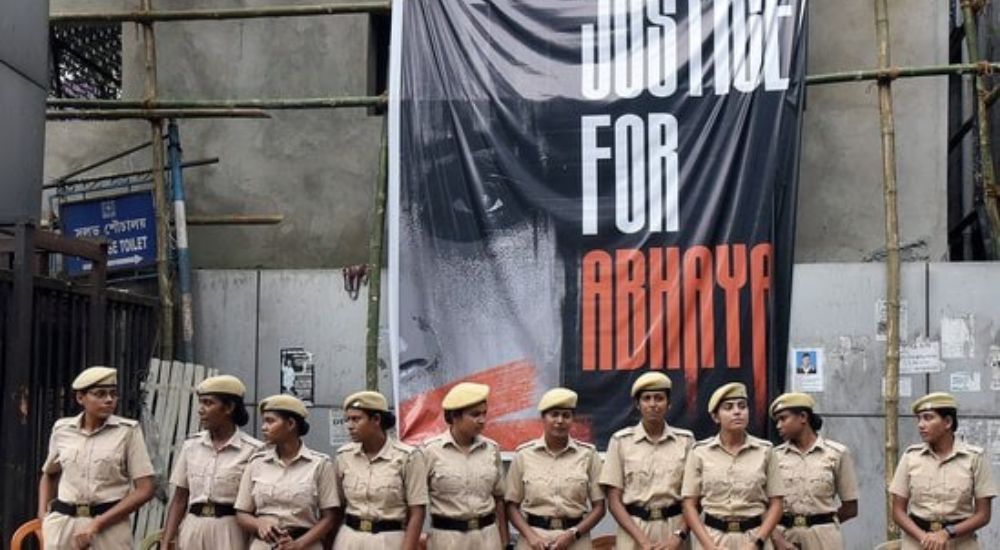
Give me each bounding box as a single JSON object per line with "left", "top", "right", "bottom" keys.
{"left": 50, "top": 1, "right": 391, "bottom": 23}
{"left": 48, "top": 95, "right": 387, "bottom": 110}
{"left": 47, "top": 108, "right": 271, "bottom": 120}
{"left": 185, "top": 214, "right": 284, "bottom": 225}
{"left": 806, "top": 62, "right": 1000, "bottom": 85}
{"left": 43, "top": 158, "right": 220, "bottom": 190}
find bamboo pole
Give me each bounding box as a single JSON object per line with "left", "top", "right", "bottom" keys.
{"left": 960, "top": 4, "right": 1000, "bottom": 258}
{"left": 141, "top": 0, "right": 174, "bottom": 361}
{"left": 50, "top": 1, "right": 391, "bottom": 23}
{"left": 44, "top": 158, "right": 220, "bottom": 189}
{"left": 48, "top": 96, "right": 387, "bottom": 110}
{"left": 185, "top": 214, "right": 284, "bottom": 225}
{"left": 873, "top": 0, "right": 901, "bottom": 542}
{"left": 47, "top": 108, "right": 270, "bottom": 120}
{"left": 806, "top": 62, "right": 1000, "bottom": 85}
{"left": 364, "top": 123, "right": 389, "bottom": 391}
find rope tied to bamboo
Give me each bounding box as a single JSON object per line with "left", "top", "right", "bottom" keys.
{"left": 876, "top": 67, "right": 902, "bottom": 83}
{"left": 978, "top": 60, "right": 996, "bottom": 76}
{"left": 960, "top": 0, "right": 987, "bottom": 14}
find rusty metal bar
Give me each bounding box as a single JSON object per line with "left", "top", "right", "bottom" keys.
{"left": 43, "top": 157, "right": 220, "bottom": 190}
{"left": 50, "top": 1, "right": 391, "bottom": 23}
{"left": 48, "top": 95, "right": 387, "bottom": 110}
{"left": 185, "top": 214, "right": 284, "bottom": 226}
{"left": 806, "top": 62, "right": 1000, "bottom": 85}
{"left": 47, "top": 108, "right": 270, "bottom": 120}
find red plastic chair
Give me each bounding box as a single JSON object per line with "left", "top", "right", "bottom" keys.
{"left": 11, "top": 518, "right": 43, "bottom": 550}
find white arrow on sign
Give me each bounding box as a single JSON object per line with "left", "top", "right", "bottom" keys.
{"left": 108, "top": 254, "right": 145, "bottom": 267}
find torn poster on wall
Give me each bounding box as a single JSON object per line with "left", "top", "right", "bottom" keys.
{"left": 900, "top": 339, "right": 943, "bottom": 374}
{"left": 941, "top": 315, "right": 975, "bottom": 359}
{"left": 990, "top": 346, "right": 1000, "bottom": 391}
{"left": 875, "top": 299, "right": 908, "bottom": 342}
{"left": 280, "top": 347, "right": 315, "bottom": 405}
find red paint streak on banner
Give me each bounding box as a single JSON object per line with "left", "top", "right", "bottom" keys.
{"left": 399, "top": 360, "right": 537, "bottom": 445}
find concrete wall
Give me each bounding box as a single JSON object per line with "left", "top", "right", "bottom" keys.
{"left": 195, "top": 264, "right": 1000, "bottom": 546}
{"left": 43, "top": 0, "right": 950, "bottom": 267}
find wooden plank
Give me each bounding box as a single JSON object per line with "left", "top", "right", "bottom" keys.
{"left": 133, "top": 358, "right": 162, "bottom": 543}
{"left": 189, "top": 364, "right": 207, "bottom": 434}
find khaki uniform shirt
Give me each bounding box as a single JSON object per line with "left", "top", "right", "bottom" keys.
{"left": 171, "top": 429, "right": 264, "bottom": 504}
{"left": 775, "top": 436, "right": 859, "bottom": 515}
{"left": 599, "top": 423, "right": 694, "bottom": 507}
{"left": 235, "top": 444, "right": 340, "bottom": 529}
{"left": 422, "top": 431, "right": 504, "bottom": 518}
{"left": 889, "top": 439, "right": 997, "bottom": 521}
{"left": 42, "top": 414, "right": 156, "bottom": 504}
{"left": 682, "top": 434, "right": 785, "bottom": 518}
{"left": 505, "top": 438, "right": 604, "bottom": 518}
{"left": 335, "top": 438, "right": 428, "bottom": 521}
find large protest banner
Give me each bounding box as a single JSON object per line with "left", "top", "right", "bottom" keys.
{"left": 388, "top": 0, "right": 807, "bottom": 449}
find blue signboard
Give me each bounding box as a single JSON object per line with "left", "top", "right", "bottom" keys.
{"left": 61, "top": 191, "right": 157, "bottom": 275}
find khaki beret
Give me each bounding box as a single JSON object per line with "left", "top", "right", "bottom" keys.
{"left": 72, "top": 366, "right": 117, "bottom": 390}
{"left": 197, "top": 375, "right": 246, "bottom": 398}
{"left": 769, "top": 392, "right": 816, "bottom": 419}
{"left": 441, "top": 382, "right": 489, "bottom": 411}
{"left": 708, "top": 382, "right": 748, "bottom": 413}
{"left": 911, "top": 392, "right": 958, "bottom": 414}
{"left": 538, "top": 387, "right": 578, "bottom": 412}
{"left": 344, "top": 390, "right": 389, "bottom": 413}
{"left": 630, "top": 372, "right": 672, "bottom": 397}
{"left": 259, "top": 394, "right": 309, "bottom": 418}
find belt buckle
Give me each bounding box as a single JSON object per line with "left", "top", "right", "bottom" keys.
{"left": 930, "top": 521, "right": 943, "bottom": 532}
{"left": 649, "top": 508, "right": 663, "bottom": 521}
{"left": 76, "top": 505, "right": 91, "bottom": 518}
{"left": 359, "top": 519, "right": 374, "bottom": 533}
{"left": 727, "top": 521, "right": 742, "bottom": 533}
{"left": 793, "top": 515, "right": 808, "bottom": 528}
{"left": 201, "top": 502, "right": 216, "bottom": 517}
{"left": 550, "top": 518, "right": 564, "bottom": 530}
{"left": 467, "top": 518, "right": 480, "bottom": 530}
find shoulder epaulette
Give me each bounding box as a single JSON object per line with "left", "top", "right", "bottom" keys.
{"left": 964, "top": 443, "right": 985, "bottom": 455}
{"left": 692, "top": 437, "right": 714, "bottom": 448}
{"left": 186, "top": 430, "right": 205, "bottom": 440}
{"left": 774, "top": 441, "right": 791, "bottom": 452}
{"left": 904, "top": 443, "right": 924, "bottom": 454}
{"left": 336, "top": 441, "right": 360, "bottom": 455}
{"left": 515, "top": 440, "right": 538, "bottom": 452}
{"left": 391, "top": 440, "right": 416, "bottom": 454}
{"left": 117, "top": 417, "right": 139, "bottom": 427}
{"left": 575, "top": 440, "right": 597, "bottom": 451}
{"left": 239, "top": 432, "right": 265, "bottom": 448}
{"left": 304, "top": 447, "right": 333, "bottom": 461}
{"left": 52, "top": 417, "right": 77, "bottom": 431}
{"left": 481, "top": 436, "right": 500, "bottom": 449}
{"left": 749, "top": 435, "right": 773, "bottom": 448}
{"left": 611, "top": 426, "right": 635, "bottom": 439}
{"left": 822, "top": 439, "right": 847, "bottom": 453}
{"left": 671, "top": 427, "right": 695, "bottom": 439}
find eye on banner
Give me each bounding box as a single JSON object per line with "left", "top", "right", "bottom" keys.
{"left": 388, "top": 0, "right": 806, "bottom": 450}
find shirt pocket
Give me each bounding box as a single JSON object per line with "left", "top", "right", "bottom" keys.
{"left": 471, "top": 459, "right": 499, "bottom": 496}
{"left": 371, "top": 472, "right": 405, "bottom": 508}
{"left": 213, "top": 468, "right": 244, "bottom": 501}
{"left": 430, "top": 469, "right": 465, "bottom": 495}
{"left": 944, "top": 465, "right": 974, "bottom": 504}
{"left": 252, "top": 480, "right": 277, "bottom": 510}
{"left": 557, "top": 472, "right": 590, "bottom": 506}
{"left": 522, "top": 471, "right": 550, "bottom": 507}
{"left": 92, "top": 445, "right": 125, "bottom": 483}
{"left": 275, "top": 481, "right": 317, "bottom": 510}
{"left": 807, "top": 467, "right": 836, "bottom": 499}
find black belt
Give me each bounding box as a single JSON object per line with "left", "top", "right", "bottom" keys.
{"left": 704, "top": 513, "right": 763, "bottom": 533}
{"left": 780, "top": 512, "right": 837, "bottom": 528}
{"left": 909, "top": 514, "right": 964, "bottom": 533}
{"left": 625, "top": 502, "right": 682, "bottom": 522}
{"left": 51, "top": 500, "right": 119, "bottom": 518}
{"left": 526, "top": 513, "right": 583, "bottom": 530}
{"left": 188, "top": 502, "right": 237, "bottom": 518}
{"left": 431, "top": 512, "right": 496, "bottom": 532}
{"left": 345, "top": 513, "right": 405, "bottom": 534}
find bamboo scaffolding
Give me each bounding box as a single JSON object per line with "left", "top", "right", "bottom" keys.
{"left": 48, "top": 96, "right": 386, "bottom": 110}
{"left": 43, "top": 158, "right": 220, "bottom": 190}
{"left": 949, "top": 86, "right": 999, "bottom": 151}
{"left": 806, "top": 62, "right": 1000, "bottom": 85}
{"left": 50, "top": 1, "right": 391, "bottom": 24}
{"left": 185, "top": 214, "right": 284, "bottom": 225}
{"left": 364, "top": 123, "right": 389, "bottom": 391}
{"left": 873, "top": 0, "right": 902, "bottom": 542}
{"left": 140, "top": 0, "right": 174, "bottom": 362}
{"left": 47, "top": 108, "right": 270, "bottom": 120}
{"left": 960, "top": 3, "right": 1000, "bottom": 258}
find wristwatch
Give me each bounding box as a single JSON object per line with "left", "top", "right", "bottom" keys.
{"left": 944, "top": 524, "right": 958, "bottom": 539}
{"left": 568, "top": 527, "right": 580, "bottom": 540}
{"left": 672, "top": 529, "right": 689, "bottom": 540}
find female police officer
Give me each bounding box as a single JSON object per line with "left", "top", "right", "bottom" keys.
{"left": 235, "top": 394, "right": 339, "bottom": 550}
{"left": 506, "top": 387, "right": 605, "bottom": 550}
{"left": 890, "top": 392, "right": 996, "bottom": 550}
{"left": 334, "top": 390, "right": 427, "bottom": 550}
{"left": 682, "top": 382, "right": 784, "bottom": 550}
{"left": 37, "top": 366, "right": 156, "bottom": 549}
{"left": 422, "top": 382, "right": 509, "bottom": 549}
{"left": 162, "top": 375, "right": 264, "bottom": 549}
{"left": 767, "top": 393, "right": 858, "bottom": 550}
{"left": 600, "top": 372, "right": 694, "bottom": 549}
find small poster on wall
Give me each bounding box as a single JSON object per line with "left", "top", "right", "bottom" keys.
{"left": 790, "top": 348, "right": 824, "bottom": 392}
{"left": 280, "top": 347, "right": 315, "bottom": 406}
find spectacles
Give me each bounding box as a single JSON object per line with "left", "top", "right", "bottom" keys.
{"left": 87, "top": 388, "right": 119, "bottom": 400}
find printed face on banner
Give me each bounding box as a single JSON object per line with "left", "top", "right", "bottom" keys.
{"left": 391, "top": 0, "right": 808, "bottom": 448}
